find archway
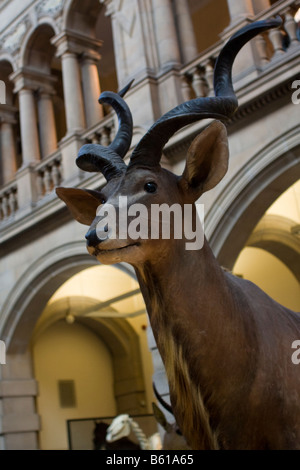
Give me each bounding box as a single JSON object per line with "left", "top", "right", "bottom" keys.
{"left": 21, "top": 23, "right": 66, "bottom": 154}
{"left": 208, "top": 131, "right": 300, "bottom": 270}
{"left": 1, "top": 243, "right": 153, "bottom": 449}
{"left": 65, "top": 0, "right": 117, "bottom": 95}
{"left": 232, "top": 180, "right": 300, "bottom": 311}
{"left": 247, "top": 214, "right": 300, "bottom": 283}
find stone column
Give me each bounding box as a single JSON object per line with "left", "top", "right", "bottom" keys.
{"left": 52, "top": 32, "right": 104, "bottom": 135}
{"left": 252, "top": 0, "right": 271, "bottom": 15}
{"left": 0, "top": 107, "right": 17, "bottom": 183}
{"left": 80, "top": 54, "right": 104, "bottom": 128}
{"left": 173, "top": 0, "right": 198, "bottom": 63}
{"left": 60, "top": 51, "right": 86, "bottom": 134}
{"left": 226, "top": 0, "right": 254, "bottom": 24}
{"left": 37, "top": 90, "right": 58, "bottom": 159}
{"left": 18, "top": 88, "right": 41, "bottom": 166}
{"left": 152, "top": 0, "right": 181, "bottom": 69}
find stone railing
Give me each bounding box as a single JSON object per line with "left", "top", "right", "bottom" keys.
{"left": 81, "top": 114, "right": 115, "bottom": 147}
{"left": 35, "top": 150, "right": 63, "bottom": 199}
{"left": 0, "top": 180, "right": 18, "bottom": 222}
{"left": 255, "top": 0, "right": 300, "bottom": 64}
{"left": 0, "top": 113, "right": 116, "bottom": 228}
{"left": 32, "top": 115, "right": 115, "bottom": 203}
{"left": 180, "top": 0, "right": 300, "bottom": 101}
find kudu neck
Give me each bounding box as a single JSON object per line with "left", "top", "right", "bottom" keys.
{"left": 134, "top": 237, "right": 228, "bottom": 322}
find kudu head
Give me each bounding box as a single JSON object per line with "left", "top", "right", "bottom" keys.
{"left": 57, "top": 19, "right": 281, "bottom": 266}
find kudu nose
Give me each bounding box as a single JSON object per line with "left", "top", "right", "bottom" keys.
{"left": 85, "top": 229, "right": 101, "bottom": 247}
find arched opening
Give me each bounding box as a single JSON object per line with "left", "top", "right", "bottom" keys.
{"left": 233, "top": 180, "right": 300, "bottom": 311}
{"left": 2, "top": 247, "right": 154, "bottom": 450}
{"left": 32, "top": 319, "right": 116, "bottom": 450}
{"left": 65, "top": 0, "right": 117, "bottom": 98}
{"left": 22, "top": 23, "right": 66, "bottom": 157}
{"left": 209, "top": 134, "right": 300, "bottom": 270}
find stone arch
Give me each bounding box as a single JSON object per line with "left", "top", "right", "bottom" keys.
{"left": 31, "top": 295, "right": 148, "bottom": 415}
{"left": 64, "top": 0, "right": 103, "bottom": 36}
{"left": 246, "top": 214, "right": 300, "bottom": 282}
{"left": 0, "top": 53, "right": 17, "bottom": 73}
{"left": 19, "top": 22, "right": 66, "bottom": 150}
{"left": 0, "top": 240, "right": 135, "bottom": 353}
{"left": 20, "top": 23, "right": 57, "bottom": 71}
{"left": 207, "top": 126, "right": 300, "bottom": 269}
{"left": 63, "top": 0, "right": 117, "bottom": 93}
{"left": 0, "top": 241, "right": 150, "bottom": 448}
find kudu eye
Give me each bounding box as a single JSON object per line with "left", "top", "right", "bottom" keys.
{"left": 144, "top": 182, "right": 157, "bottom": 193}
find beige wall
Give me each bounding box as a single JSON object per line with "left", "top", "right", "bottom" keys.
{"left": 32, "top": 320, "right": 116, "bottom": 450}
{"left": 233, "top": 247, "right": 300, "bottom": 311}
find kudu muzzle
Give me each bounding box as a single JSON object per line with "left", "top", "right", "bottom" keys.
{"left": 85, "top": 228, "right": 101, "bottom": 247}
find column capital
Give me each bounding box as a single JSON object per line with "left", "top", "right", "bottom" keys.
{"left": 9, "top": 68, "right": 57, "bottom": 94}
{"left": 80, "top": 50, "right": 102, "bottom": 64}
{"left": 51, "top": 30, "right": 103, "bottom": 59}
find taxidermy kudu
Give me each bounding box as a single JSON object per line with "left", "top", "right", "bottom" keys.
{"left": 56, "top": 18, "right": 300, "bottom": 450}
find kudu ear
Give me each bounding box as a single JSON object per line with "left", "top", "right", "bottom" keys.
{"left": 178, "top": 121, "right": 229, "bottom": 200}
{"left": 56, "top": 187, "right": 101, "bottom": 226}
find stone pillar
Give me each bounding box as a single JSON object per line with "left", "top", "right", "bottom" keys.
{"left": 252, "top": 0, "right": 271, "bottom": 15}
{"left": 18, "top": 88, "right": 41, "bottom": 166}
{"left": 60, "top": 52, "right": 86, "bottom": 134}
{"left": 7, "top": 69, "right": 59, "bottom": 212}
{"left": 222, "top": 0, "right": 263, "bottom": 85}
{"left": 173, "top": 0, "right": 198, "bottom": 63}
{"left": 52, "top": 32, "right": 103, "bottom": 135}
{"left": 226, "top": 0, "right": 254, "bottom": 24}
{"left": 152, "top": 0, "right": 181, "bottom": 69}
{"left": 80, "top": 54, "right": 104, "bottom": 128}
{"left": 37, "top": 90, "right": 58, "bottom": 159}
{"left": 0, "top": 107, "right": 17, "bottom": 183}
{"left": 0, "top": 352, "right": 40, "bottom": 450}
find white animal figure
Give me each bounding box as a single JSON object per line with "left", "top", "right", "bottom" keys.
{"left": 106, "top": 414, "right": 162, "bottom": 450}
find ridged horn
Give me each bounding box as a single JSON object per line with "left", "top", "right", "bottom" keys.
{"left": 128, "top": 18, "right": 282, "bottom": 169}
{"left": 76, "top": 80, "right": 134, "bottom": 181}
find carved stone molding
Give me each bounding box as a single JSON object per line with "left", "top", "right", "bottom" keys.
{"left": 35, "top": 0, "right": 65, "bottom": 18}
{"left": 164, "top": 79, "right": 295, "bottom": 161}
{"left": 0, "top": 16, "right": 31, "bottom": 55}
{"left": 228, "top": 81, "right": 293, "bottom": 125}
